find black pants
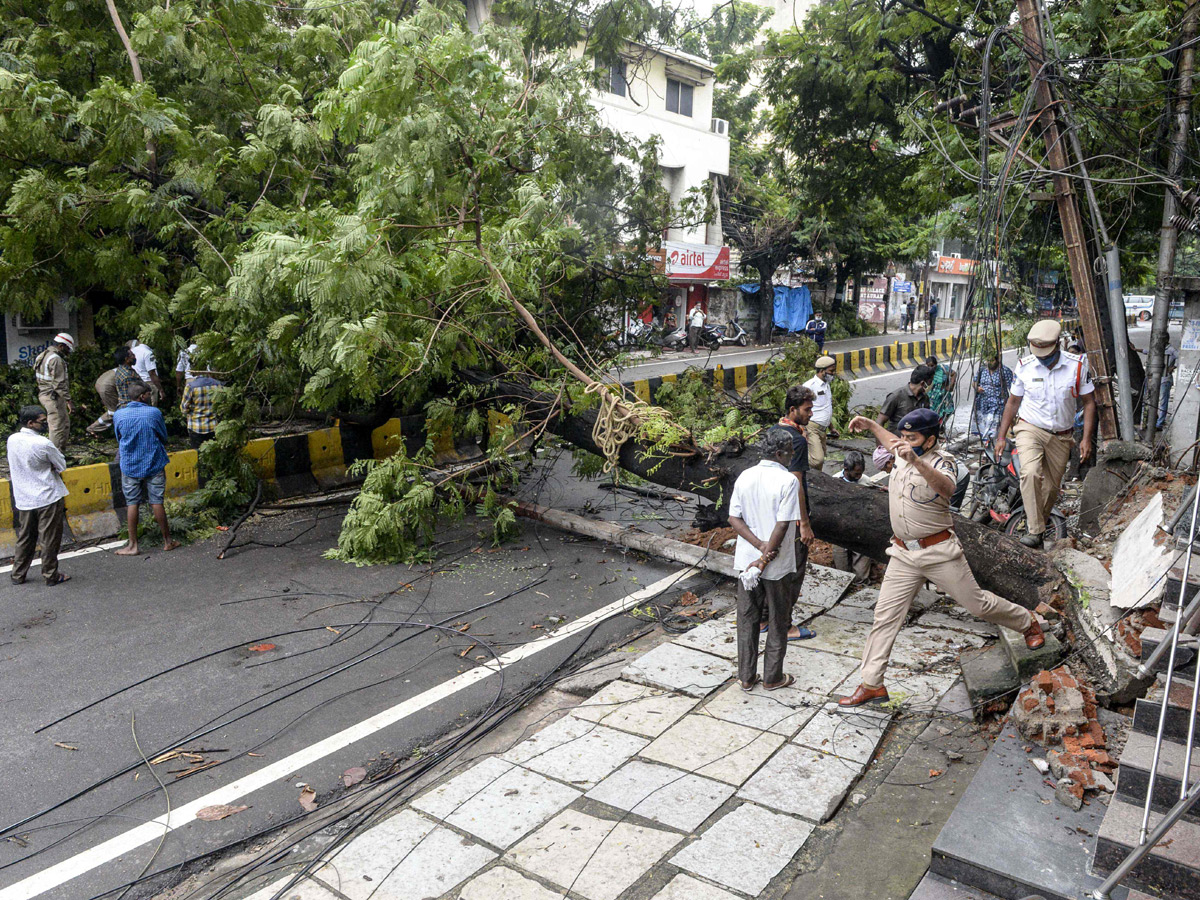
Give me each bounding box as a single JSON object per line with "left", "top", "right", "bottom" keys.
{"left": 737, "top": 570, "right": 800, "bottom": 685}
{"left": 928, "top": 314, "right": 937, "bottom": 333}
{"left": 188, "top": 430, "right": 215, "bottom": 450}
{"left": 13, "top": 498, "right": 65, "bottom": 583}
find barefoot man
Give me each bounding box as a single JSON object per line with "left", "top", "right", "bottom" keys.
{"left": 838, "top": 408, "right": 1044, "bottom": 707}
{"left": 113, "top": 382, "right": 180, "bottom": 555}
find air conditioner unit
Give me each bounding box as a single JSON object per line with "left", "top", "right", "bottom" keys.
{"left": 710, "top": 118, "right": 729, "bottom": 136}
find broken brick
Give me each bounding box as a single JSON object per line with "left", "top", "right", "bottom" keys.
{"left": 1035, "top": 671, "right": 1055, "bottom": 694}
{"left": 1022, "top": 694, "right": 1039, "bottom": 712}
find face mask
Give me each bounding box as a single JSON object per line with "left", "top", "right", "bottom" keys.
{"left": 1037, "top": 349, "right": 1061, "bottom": 369}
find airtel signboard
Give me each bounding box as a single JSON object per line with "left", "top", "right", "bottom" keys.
{"left": 665, "top": 241, "right": 731, "bottom": 282}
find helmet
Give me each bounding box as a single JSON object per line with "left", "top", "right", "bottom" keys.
{"left": 54, "top": 333, "right": 75, "bottom": 352}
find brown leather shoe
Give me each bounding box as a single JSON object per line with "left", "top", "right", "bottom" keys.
{"left": 838, "top": 683, "right": 889, "bottom": 708}
{"left": 1023, "top": 616, "right": 1045, "bottom": 650}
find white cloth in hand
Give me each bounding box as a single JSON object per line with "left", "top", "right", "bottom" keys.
{"left": 739, "top": 566, "right": 762, "bottom": 592}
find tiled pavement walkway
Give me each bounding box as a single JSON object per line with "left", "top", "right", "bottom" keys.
{"left": 242, "top": 567, "right": 993, "bottom": 900}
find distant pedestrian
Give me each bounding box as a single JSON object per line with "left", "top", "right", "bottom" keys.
{"left": 925, "top": 355, "right": 957, "bottom": 423}
{"left": 831, "top": 451, "right": 871, "bottom": 585}
{"left": 181, "top": 366, "right": 223, "bottom": 449}
{"left": 804, "top": 312, "right": 827, "bottom": 352}
{"left": 877, "top": 366, "right": 933, "bottom": 435}
{"left": 1157, "top": 342, "right": 1179, "bottom": 429}
{"left": 728, "top": 428, "right": 806, "bottom": 692}
{"left": 175, "top": 341, "right": 198, "bottom": 391}
{"left": 927, "top": 300, "right": 939, "bottom": 334}
{"left": 973, "top": 352, "right": 1013, "bottom": 443}
{"left": 113, "top": 383, "right": 180, "bottom": 555}
{"left": 33, "top": 332, "right": 74, "bottom": 452}
{"left": 905, "top": 299, "right": 917, "bottom": 332}
{"left": 688, "top": 305, "right": 706, "bottom": 353}
{"left": 88, "top": 347, "right": 146, "bottom": 435}
{"left": 803, "top": 356, "right": 839, "bottom": 471}
{"left": 129, "top": 339, "right": 164, "bottom": 405}
{"left": 7, "top": 406, "right": 70, "bottom": 585}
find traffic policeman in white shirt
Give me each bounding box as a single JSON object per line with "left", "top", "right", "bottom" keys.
{"left": 994, "top": 319, "right": 1096, "bottom": 547}
{"left": 802, "top": 356, "right": 839, "bottom": 470}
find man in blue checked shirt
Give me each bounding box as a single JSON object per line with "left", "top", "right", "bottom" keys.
{"left": 113, "top": 382, "right": 179, "bottom": 555}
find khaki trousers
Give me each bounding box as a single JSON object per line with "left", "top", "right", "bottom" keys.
{"left": 1012, "top": 421, "right": 1073, "bottom": 536}
{"left": 859, "top": 537, "right": 1031, "bottom": 688}
{"left": 832, "top": 545, "right": 871, "bottom": 584}
{"left": 38, "top": 391, "right": 70, "bottom": 452}
{"left": 12, "top": 498, "right": 65, "bottom": 582}
{"left": 806, "top": 421, "right": 828, "bottom": 471}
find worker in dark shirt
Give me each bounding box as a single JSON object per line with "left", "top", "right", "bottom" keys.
{"left": 877, "top": 365, "right": 934, "bottom": 435}
{"left": 769, "top": 384, "right": 818, "bottom": 641}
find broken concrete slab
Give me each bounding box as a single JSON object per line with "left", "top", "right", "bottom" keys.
{"left": 585, "top": 759, "right": 735, "bottom": 832}
{"left": 792, "top": 704, "right": 891, "bottom": 765}
{"left": 641, "top": 713, "right": 786, "bottom": 785}
{"left": 1111, "top": 491, "right": 1174, "bottom": 609}
{"left": 671, "top": 802, "right": 814, "bottom": 896}
{"left": 556, "top": 649, "right": 638, "bottom": 696}
{"left": 797, "top": 564, "right": 856, "bottom": 611}
{"left": 998, "top": 622, "right": 1064, "bottom": 679}
{"left": 916, "top": 611, "right": 998, "bottom": 638}
{"left": 883, "top": 670, "right": 962, "bottom": 711}
{"left": 622, "top": 642, "right": 731, "bottom": 698}
{"left": 573, "top": 679, "right": 698, "bottom": 738}
{"left": 673, "top": 618, "right": 739, "bottom": 660}
{"left": 699, "top": 681, "right": 823, "bottom": 736}
{"left": 959, "top": 644, "right": 1020, "bottom": 709}
{"left": 508, "top": 808, "right": 681, "bottom": 900}
{"left": 791, "top": 615, "right": 871, "bottom": 657}
{"left": 457, "top": 866, "right": 564, "bottom": 900}
{"left": 736, "top": 743, "right": 866, "bottom": 822}
{"left": 823, "top": 602, "right": 877, "bottom": 624}
{"left": 649, "top": 873, "right": 742, "bottom": 900}
{"left": 840, "top": 587, "right": 880, "bottom": 609}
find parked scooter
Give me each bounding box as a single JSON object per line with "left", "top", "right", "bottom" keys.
{"left": 622, "top": 319, "right": 656, "bottom": 347}
{"left": 700, "top": 318, "right": 749, "bottom": 349}
{"left": 659, "top": 325, "right": 689, "bottom": 351}
{"left": 959, "top": 440, "right": 1068, "bottom": 543}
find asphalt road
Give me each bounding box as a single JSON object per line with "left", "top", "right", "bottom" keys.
{"left": 0, "top": 457, "right": 709, "bottom": 900}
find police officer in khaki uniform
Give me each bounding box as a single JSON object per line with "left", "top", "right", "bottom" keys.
{"left": 838, "top": 408, "right": 1043, "bottom": 708}
{"left": 33, "top": 332, "right": 75, "bottom": 452}
{"left": 994, "top": 319, "right": 1096, "bottom": 548}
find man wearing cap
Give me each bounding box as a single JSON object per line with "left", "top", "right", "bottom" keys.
{"left": 33, "top": 333, "right": 75, "bottom": 451}
{"left": 994, "top": 319, "right": 1096, "bottom": 548}
{"left": 803, "top": 357, "right": 839, "bottom": 471}
{"left": 804, "top": 311, "right": 827, "bottom": 353}
{"left": 838, "top": 408, "right": 1043, "bottom": 707}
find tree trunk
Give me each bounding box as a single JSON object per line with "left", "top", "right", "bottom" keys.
{"left": 494, "top": 378, "right": 1059, "bottom": 607}
{"left": 831, "top": 270, "right": 847, "bottom": 316}
{"left": 757, "top": 267, "right": 774, "bottom": 344}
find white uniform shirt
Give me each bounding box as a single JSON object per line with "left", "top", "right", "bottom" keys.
{"left": 1010, "top": 350, "right": 1094, "bottom": 432}
{"left": 131, "top": 341, "right": 158, "bottom": 381}
{"left": 176, "top": 343, "right": 198, "bottom": 381}
{"left": 804, "top": 375, "right": 834, "bottom": 426}
{"left": 6, "top": 428, "right": 68, "bottom": 511}
{"left": 729, "top": 460, "right": 803, "bottom": 580}
{"left": 689, "top": 308, "right": 706, "bottom": 328}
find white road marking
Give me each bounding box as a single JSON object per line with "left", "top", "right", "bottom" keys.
{"left": 0, "top": 566, "right": 698, "bottom": 900}
{"left": 0, "top": 540, "right": 127, "bottom": 576}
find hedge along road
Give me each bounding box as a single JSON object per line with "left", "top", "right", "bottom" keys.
{"left": 0, "top": 461, "right": 708, "bottom": 900}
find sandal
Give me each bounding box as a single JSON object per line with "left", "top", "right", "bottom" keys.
{"left": 764, "top": 674, "right": 796, "bottom": 692}
{"left": 740, "top": 676, "right": 759, "bottom": 693}
{"left": 10, "top": 575, "right": 25, "bottom": 585}
{"left": 788, "top": 627, "right": 817, "bottom": 641}
{"left": 44, "top": 573, "right": 71, "bottom": 586}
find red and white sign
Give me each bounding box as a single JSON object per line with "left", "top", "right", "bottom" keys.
{"left": 937, "top": 256, "right": 978, "bottom": 276}
{"left": 665, "top": 241, "right": 730, "bottom": 282}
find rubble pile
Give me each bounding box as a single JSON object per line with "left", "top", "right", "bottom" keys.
{"left": 1013, "top": 664, "right": 1116, "bottom": 810}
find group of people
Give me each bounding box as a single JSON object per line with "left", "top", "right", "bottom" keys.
{"left": 9, "top": 335, "right": 223, "bottom": 585}
{"left": 898, "top": 298, "right": 940, "bottom": 335}
{"left": 728, "top": 318, "right": 1101, "bottom": 705}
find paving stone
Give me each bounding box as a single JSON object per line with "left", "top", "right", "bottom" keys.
{"left": 792, "top": 602, "right": 826, "bottom": 622}
{"left": 622, "top": 642, "right": 731, "bottom": 698}
{"left": 671, "top": 802, "right": 815, "bottom": 896}
{"left": 412, "top": 757, "right": 579, "bottom": 849}
{"left": 243, "top": 877, "right": 341, "bottom": 900}
{"left": 649, "top": 873, "right": 743, "bottom": 900}
{"left": 779, "top": 646, "right": 861, "bottom": 696}
{"left": 585, "top": 760, "right": 735, "bottom": 832}
{"left": 792, "top": 704, "right": 891, "bottom": 764}
{"left": 573, "top": 679, "right": 698, "bottom": 738}
{"left": 916, "top": 611, "right": 998, "bottom": 638}
{"left": 883, "top": 670, "right": 962, "bottom": 711}
{"left": 793, "top": 615, "right": 871, "bottom": 657}
{"left": 823, "top": 603, "right": 877, "bottom": 624}
{"left": 457, "top": 866, "right": 564, "bottom": 900}
{"left": 316, "top": 809, "right": 495, "bottom": 900}
{"left": 674, "top": 618, "right": 740, "bottom": 659}
{"left": 700, "top": 682, "right": 823, "bottom": 736}
{"left": 556, "top": 650, "right": 630, "bottom": 696}
{"left": 502, "top": 715, "right": 647, "bottom": 789}
{"left": 736, "top": 743, "right": 866, "bottom": 822}
{"left": 798, "top": 564, "right": 856, "bottom": 610}
{"left": 508, "top": 808, "right": 681, "bottom": 900}
{"left": 888, "top": 626, "right": 988, "bottom": 672}
{"left": 641, "top": 713, "right": 786, "bottom": 785}
{"left": 840, "top": 587, "right": 880, "bottom": 609}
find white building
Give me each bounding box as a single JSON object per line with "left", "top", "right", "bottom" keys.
{"left": 589, "top": 42, "right": 731, "bottom": 321}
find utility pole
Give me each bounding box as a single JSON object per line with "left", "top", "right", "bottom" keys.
{"left": 1145, "top": 0, "right": 1200, "bottom": 446}
{"left": 1014, "top": 0, "right": 1118, "bottom": 440}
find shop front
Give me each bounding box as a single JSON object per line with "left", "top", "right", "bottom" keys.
{"left": 663, "top": 241, "right": 730, "bottom": 327}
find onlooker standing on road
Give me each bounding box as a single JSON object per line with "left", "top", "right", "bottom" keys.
{"left": 1157, "top": 342, "right": 1179, "bottom": 429}
{"left": 687, "top": 305, "right": 706, "bottom": 353}
{"left": 927, "top": 299, "right": 939, "bottom": 334}
{"left": 804, "top": 311, "right": 827, "bottom": 352}
{"left": 925, "top": 355, "right": 957, "bottom": 423}
{"left": 877, "top": 365, "right": 933, "bottom": 435}
{"left": 181, "top": 366, "right": 223, "bottom": 449}
{"left": 728, "top": 428, "right": 806, "bottom": 692}
{"left": 33, "top": 332, "right": 74, "bottom": 451}
{"left": 905, "top": 299, "right": 917, "bottom": 333}
{"left": 831, "top": 450, "right": 871, "bottom": 585}
{"left": 7, "top": 406, "right": 70, "bottom": 585}
{"left": 994, "top": 319, "right": 1096, "bottom": 547}
{"left": 803, "top": 356, "right": 839, "bottom": 471}
{"left": 129, "top": 339, "right": 164, "bottom": 405}
{"left": 972, "top": 351, "right": 1013, "bottom": 443}
{"left": 113, "top": 383, "right": 180, "bottom": 555}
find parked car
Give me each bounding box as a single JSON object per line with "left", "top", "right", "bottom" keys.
{"left": 1124, "top": 294, "right": 1156, "bottom": 321}
{"left": 1170, "top": 300, "right": 1185, "bottom": 321}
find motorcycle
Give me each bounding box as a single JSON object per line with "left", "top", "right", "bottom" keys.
{"left": 960, "top": 440, "right": 1068, "bottom": 542}
{"left": 621, "top": 319, "right": 656, "bottom": 348}
{"left": 700, "top": 318, "right": 749, "bottom": 349}
{"left": 659, "top": 325, "right": 689, "bottom": 351}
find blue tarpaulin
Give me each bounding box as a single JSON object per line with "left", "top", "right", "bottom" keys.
{"left": 740, "top": 283, "right": 812, "bottom": 332}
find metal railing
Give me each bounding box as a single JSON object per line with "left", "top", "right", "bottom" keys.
{"left": 1093, "top": 483, "right": 1200, "bottom": 899}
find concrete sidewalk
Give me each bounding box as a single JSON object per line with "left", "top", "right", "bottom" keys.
{"left": 203, "top": 567, "right": 996, "bottom": 900}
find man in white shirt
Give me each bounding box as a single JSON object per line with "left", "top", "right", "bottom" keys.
{"left": 687, "top": 305, "right": 706, "bottom": 353}
{"left": 728, "top": 428, "right": 805, "bottom": 692}
{"left": 129, "top": 339, "right": 164, "bottom": 405}
{"left": 7, "top": 406, "right": 70, "bottom": 585}
{"left": 176, "top": 341, "right": 198, "bottom": 391}
{"left": 802, "top": 356, "right": 839, "bottom": 470}
{"left": 994, "top": 319, "right": 1096, "bottom": 547}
